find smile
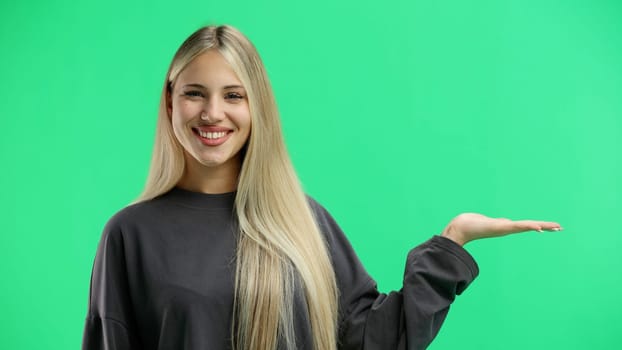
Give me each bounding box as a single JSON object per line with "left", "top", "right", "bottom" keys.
{"left": 197, "top": 130, "right": 227, "bottom": 139}
{"left": 192, "top": 127, "right": 233, "bottom": 146}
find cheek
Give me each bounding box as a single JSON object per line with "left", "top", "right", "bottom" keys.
{"left": 170, "top": 111, "right": 186, "bottom": 132}
{"left": 170, "top": 115, "right": 187, "bottom": 144}
{"left": 171, "top": 103, "right": 195, "bottom": 135}
{"left": 230, "top": 107, "right": 252, "bottom": 132}
{"left": 174, "top": 100, "right": 202, "bottom": 120}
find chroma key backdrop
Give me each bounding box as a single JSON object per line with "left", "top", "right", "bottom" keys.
{"left": 1, "top": 0, "right": 620, "bottom": 349}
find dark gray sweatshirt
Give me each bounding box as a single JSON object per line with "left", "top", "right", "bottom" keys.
{"left": 82, "top": 187, "right": 479, "bottom": 349}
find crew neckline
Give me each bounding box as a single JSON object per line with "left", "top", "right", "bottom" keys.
{"left": 161, "top": 186, "right": 237, "bottom": 209}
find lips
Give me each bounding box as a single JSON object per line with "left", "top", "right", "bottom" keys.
{"left": 192, "top": 126, "right": 233, "bottom": 146}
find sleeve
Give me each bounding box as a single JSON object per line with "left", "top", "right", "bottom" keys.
{"left": 309, "top": 199, "right": 479, "bottom": 350}
{"left": 82, "top": 219, "right": 143, "bottom": 350}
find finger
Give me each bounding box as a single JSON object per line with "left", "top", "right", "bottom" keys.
{"left": 535, "top": 221, "right": 563, "bottom": 231}
{"left": 491, "top": 218, "right": 525, "bottom": 233}
{"left": 514, "top": 221, "right": 544, "bottom": 233}
{"left": 510, "top": 220, "right": 539, "bottom": 232}
{"left": 515, "top": 220, "right": 562, "bottom": 233}
{"left": 546, "top": 223, "right": 562, "bottom": 229}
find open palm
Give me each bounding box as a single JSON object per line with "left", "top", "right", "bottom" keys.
{"left": 441, "top": 213, "right": 563, "bottom": 246}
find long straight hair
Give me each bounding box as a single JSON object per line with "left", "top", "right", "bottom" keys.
{"left": 136, "top": 25, "right": 338, "bottom": 350}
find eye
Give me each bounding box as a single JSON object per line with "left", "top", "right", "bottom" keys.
{"left": 225, "top": 92, "right": 244, "bottom": 100}
{"left": 183, "top": 90, "right": 204, "bottom": 98}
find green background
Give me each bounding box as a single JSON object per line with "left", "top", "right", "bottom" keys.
{"left": 1, "top": 0, "right": 620, "bottom": 348}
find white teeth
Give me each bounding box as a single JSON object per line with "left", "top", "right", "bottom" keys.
{"left": 197, "top": 130, "right": 227, "bottom": 139}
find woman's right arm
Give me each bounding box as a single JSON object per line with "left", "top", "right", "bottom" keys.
{"left": 82, "top": 222, "right": 142, "bottom": 350}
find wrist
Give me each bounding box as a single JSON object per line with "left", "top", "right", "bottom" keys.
{"left": 441, "top": 224, "right": 468, "bottom": 246}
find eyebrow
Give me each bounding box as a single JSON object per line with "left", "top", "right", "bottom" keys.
{"left": 182, "top": 83, "right": 245, "bottom": 90}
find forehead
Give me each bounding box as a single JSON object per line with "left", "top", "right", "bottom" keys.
{"left": 176, "top": 50, "right": 243, "bottom": 86}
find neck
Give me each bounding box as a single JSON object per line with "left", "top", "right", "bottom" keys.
{"left": 177, "top": 154, "right": 241, "bottom": 194}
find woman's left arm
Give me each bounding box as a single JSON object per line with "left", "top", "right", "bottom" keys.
{"left": 309, "top": 198, "right": 561, "bottom": 350}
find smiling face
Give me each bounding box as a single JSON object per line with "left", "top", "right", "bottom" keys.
{"left": 168, "top": 50, "right": 251, "bottom": 180}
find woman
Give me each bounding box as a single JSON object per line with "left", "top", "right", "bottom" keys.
{"left": 81, "top": 25, "right": 562, "bottom": 350}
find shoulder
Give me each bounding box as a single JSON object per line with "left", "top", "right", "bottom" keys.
{"left": 99, "top": 195, "right": 171, "bottom": 244}
{"left": 104, "top": 200, "right": 157, "bottom": 232}
{"left": 305, "top": 195, "right": 342, "bottom": 229}
{"left": 305, "top": 195, "right": 359, "bottom": 260}
{"left": 305, "top": 195, "right": 377, "bottom": 302}
{"left": 305, "top": 195, "right": 341, "bottom": 239}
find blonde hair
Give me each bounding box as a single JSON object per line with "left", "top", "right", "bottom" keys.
{"left": 137, "top": 25, "right": 338, "bottom": 350}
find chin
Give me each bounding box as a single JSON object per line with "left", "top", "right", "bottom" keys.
{"left": 197, "top": 158, "right": 226, "bottom": 167}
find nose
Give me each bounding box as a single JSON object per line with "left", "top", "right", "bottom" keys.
{"left": 200, "top": 97, "right": 225, "bottom": 123}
